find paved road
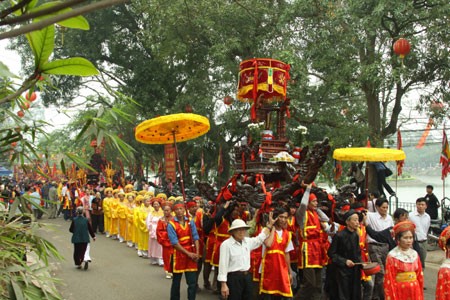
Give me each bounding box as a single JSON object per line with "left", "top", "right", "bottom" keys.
{"left": 37, "top": 216, "right": 442, "bottom": 300}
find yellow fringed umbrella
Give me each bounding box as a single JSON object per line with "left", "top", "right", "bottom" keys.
{"left": 135, "top": 113, "right": 210, "bottom": 145}
{"left": 135, "top": 113, "right": 210, "bottom": 199}
{"left": 333, "top": 147, "right": 406, "bottom": 162}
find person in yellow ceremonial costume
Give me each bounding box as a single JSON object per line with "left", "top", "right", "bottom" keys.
{"left": 117, "top": 191, "right": 128, "bottom": 243}
{"left": 137, "top": 195, "right": 152, "bottom": 257}
{"left": 125, "top": 193, "right": 136, "bottom": 248}
{"left": 109, "top": 189, "right": 120, "bottom": 240}
{"left": 167, "top": 200, "right": 200, "bottom": 300}
{"left": 124, "top": 184, "right": 134, "bottom": 194}
{"left": 295, "top": 183, "right": 328, "bottom": 300}
{"left": 131, "top": 195, "right": 143, "bottom": 248}
{"left": 102, "top": 188, "right": 113, "bottom": 237}
{"left": 259, "top": 207, "right": 294, "bottom": 299}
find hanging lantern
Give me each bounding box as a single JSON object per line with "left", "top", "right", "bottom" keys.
{"left": 393, "top": 38, "right": 411, "bottom": 59}
{"left": 184, "top": 104, "right": 193, "bottom": 113}
{"left": 90, "top": 139, "right": 97, "bottom": 147}
{"left": 224, "top": 95, "right": 234, "bottom": 106}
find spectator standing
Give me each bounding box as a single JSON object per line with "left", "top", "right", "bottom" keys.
{"left": 91, "top": 192, "right": 104, "bottom": 233}
{"left": 48, "top": 182, "right": 58, "bottom": 219}
{"left": 29, "top": 186, "right": 41, "bottom": 220}
{"left": 366, "top": 198, "right": 394, "bottom": 300}
{"left": 409, "top": 197, "right": 431, "bottom": 271}
{"left": 424, "top": 185, "right": 440, "bottom": 220}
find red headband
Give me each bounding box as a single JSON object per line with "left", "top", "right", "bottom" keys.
{"left": 173, "top": 203, "right": 185, "bottom": 210}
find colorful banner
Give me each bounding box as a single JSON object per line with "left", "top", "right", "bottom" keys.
{"left": 440, "top": 129, "right": 450, "bottom": 180}
{"left": 416, "top": 118, "right": 433, "bottom": 149}
{"left": 164, "top": 144, "right": 176, "bottom": 183}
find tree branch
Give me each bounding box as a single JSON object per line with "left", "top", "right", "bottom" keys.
{"left": 0, "top": 0, "right": 129, "bottom": 40}
{"left": 0, "top": 0, "right": 32, "bottom": 19}
{"left": 0, "top": 0, "right": 88, "bottom": 26}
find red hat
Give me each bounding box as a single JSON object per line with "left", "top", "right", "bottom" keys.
{"left": 186, "top": 201, "right": 197, "bottom": 209}
{"left": 393, "top": 221, "right": 415, "bottom": 237}
{"left": 309, "top": 193, "right": 317, "bottom": 202}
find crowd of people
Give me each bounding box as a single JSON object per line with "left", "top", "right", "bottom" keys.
{"left": 1, "top": 176, "right": 449, "bottom": 300}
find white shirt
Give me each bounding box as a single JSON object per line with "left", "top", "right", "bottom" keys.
{"left": 218, "top": 230, "right": 268, "bottom": 282}
{"left": 366, "top": 211, "right": 394, "bottom": 243}
{"left": 409, "top": 211, "right": 431, "bottom": 242}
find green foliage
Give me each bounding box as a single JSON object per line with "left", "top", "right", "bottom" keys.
{"left": 0, "top": 216, "right": 62, "bottom": 300}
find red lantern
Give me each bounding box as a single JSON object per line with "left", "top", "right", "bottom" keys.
{"left": 90, "top": 139, "right": 97, "bottom": 147}
{"left": 224, "top": 96, "right": 234, "bottom": 106}
{"left": 393, "top": 38, "right": 411, "bottom": 59}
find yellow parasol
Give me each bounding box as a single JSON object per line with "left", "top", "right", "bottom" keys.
{"left": 333, "top": 147, "right": 406, "bottom": 212}
{"left": 333, "top": 147, "right": 406, "bottom": 162}
{"left": 135, "top": 113, "right": 210, "bottom": 199}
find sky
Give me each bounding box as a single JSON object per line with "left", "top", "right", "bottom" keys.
{"left": 1, "top": 39, "right": 76, "bottom": 131}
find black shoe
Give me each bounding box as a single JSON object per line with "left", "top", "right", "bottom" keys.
{"left": 84, "top": 261, "right": 89, "bottom": 270}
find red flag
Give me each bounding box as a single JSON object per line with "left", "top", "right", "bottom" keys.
{"left": 416, "top": 118, "right": 434, "bottom": 149}
{"left": 218, "top": 146, "right": 224, "bottom": 174}
{"left": 52, "top": 163, "right": 57, "bottom": 178}
{"left": 366, "top": 139, "right": 371, "bottom": 147}
{"left": 440, "top": 129, "right": 450, "bottom": 179}
{"left": 396, "top": 129, "right": 404, "bottom": 176}
{"left": 200, "top": 151, "right": 205, "bottom": 177}
{"left": 334, "top": 160, "right": 342, "bottom": 181}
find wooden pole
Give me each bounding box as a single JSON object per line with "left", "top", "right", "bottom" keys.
{"left": 172, "top": 131, "right": 186, "bottom": 200}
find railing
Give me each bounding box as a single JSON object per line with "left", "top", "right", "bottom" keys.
{"left": 388, "top": 200, "right": 417, "bottom": 213}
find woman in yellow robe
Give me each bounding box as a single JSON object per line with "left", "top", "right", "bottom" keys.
{"left": 117, "top": 191, "right": 128, "bottom": 243}
{"left": 102, "top": 188, "right": 113, "bottom": 237}
{"left": 126, "top": 193, "right": 136, "bottom": 247}
{"left": 137, "top": 196, "right": 152, "bottom": 257}
{"left": 109, "top": 189, "right": 120, "bottom": 239}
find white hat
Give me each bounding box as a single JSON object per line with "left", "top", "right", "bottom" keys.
{"left": 228, "top": 219, "right": 250, "bottom": 233}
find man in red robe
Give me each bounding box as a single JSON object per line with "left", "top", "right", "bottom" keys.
{"left": 167, "top": 201, "right": 200, "bottom": 300}
{"left": 295, "top": 183, "right": 328, "bottom": 300}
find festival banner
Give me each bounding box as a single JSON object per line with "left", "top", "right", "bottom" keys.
{"left": 440, "top": 129, "right": 450, "bottom": 179}
{"left": 416, "top": 118, "right": 433, "bottom": 149}
{"left": 164, "top": 144, "right": 176, "bottom": 183}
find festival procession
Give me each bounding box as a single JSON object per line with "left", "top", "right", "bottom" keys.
{"left": 1, "top": 1, "right": 450, "bottom": 300}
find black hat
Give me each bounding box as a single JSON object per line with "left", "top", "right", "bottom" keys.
{"left": 343, "top": 209, "right": 358, "bottom": 222}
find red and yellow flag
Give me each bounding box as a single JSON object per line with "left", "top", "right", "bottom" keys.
{"left": 440, "top": 129, "right": 450, "bottom": 179}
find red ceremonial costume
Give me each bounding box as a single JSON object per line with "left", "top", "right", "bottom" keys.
{"left": 211, "top": 218, "right": 231, "bottom": 266}
{"left": 260, "top": 229, "right": 293, "bottom": 297}
{"left": 251, "top": 224, "right": 264, "bottom": 281}
{"left": 156, "top": 218, "right": 173, "bottom": 272}
{"left": 384, "top": 246, "right": 424, "bottom": 300}
{"left": 436, "top": 259, "right": 450, "bottom": 300}
{"left": 298, "top": 210, "right": 327, "bottom": 269}
{"left": 204, "top": 228, "right": 216, "bottom": 263}
{"left": 358, "top": 225, "right": 372, "bottom": 281}
{"left": 169, "top": 219, "right": 198, "bottom": 273}
{"left": 193, "top": 209, "right": 204, "bottom": 257}
{"left": 287, "top": 215, "right": 298, "bottom": 264}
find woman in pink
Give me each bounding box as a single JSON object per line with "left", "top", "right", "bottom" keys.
{"left": 384, "top": 221, "right": 424, "bottom": 300}
{"left": 146, "top": 197, "right": 164, "bottom": 265}
{"left": 436, "top": 226, "right": 450, "bottom": 300}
